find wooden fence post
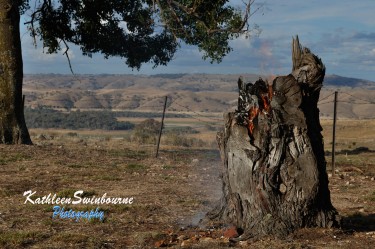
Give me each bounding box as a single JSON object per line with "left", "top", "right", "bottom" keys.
{"left": 155, "top": 96, "right": 168, "bottom": 158}
{"left": 332, "top": 91, "right": 338, "bottom": 176}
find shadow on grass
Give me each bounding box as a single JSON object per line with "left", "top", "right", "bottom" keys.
{"left": 342, "top": 213, "right": 375, "bottom": 232}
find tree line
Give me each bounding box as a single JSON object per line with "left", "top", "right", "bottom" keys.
{"left": 25, "top": 108, "right": 134, "bottom": 130}
{"left": 24, "top": 108, "right": 193, "bottom": 130}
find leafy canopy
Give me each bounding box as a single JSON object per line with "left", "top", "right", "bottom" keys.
{"left": 21, "top": 0, "right": 254, "bottom": 69}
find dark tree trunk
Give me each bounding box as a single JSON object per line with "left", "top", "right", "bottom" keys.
{"left": 0, "top": 1, "right": 32, "bottom": 144}
{"left": 207, "top": 37, "right": 340, "bottom": 239}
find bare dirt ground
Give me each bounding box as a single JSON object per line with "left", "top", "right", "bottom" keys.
{"left": 0, "top": 122, "right": 374, "bottom": 248}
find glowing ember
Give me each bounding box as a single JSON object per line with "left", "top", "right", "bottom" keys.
{"left": 268, "top": 84, "right": 273, "bottom": 101}
{"left": 236, "top": 77, "right": 275, "bottom": 137}
{"left": 247, "top": 85, "right": 273, "bottom": 136}
{"left": 261, "top": 95, "right": 270, "bottom": 113}
{"left": 247, "top": 106, "right": 260, "bottom": 135}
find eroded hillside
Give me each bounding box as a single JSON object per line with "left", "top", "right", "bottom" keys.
{"left": 23, "top": 74, "right": 375, "bottom": 119}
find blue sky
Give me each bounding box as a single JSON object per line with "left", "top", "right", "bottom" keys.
{"left": 21, "top": 0, "right": 375, "bottom": 82}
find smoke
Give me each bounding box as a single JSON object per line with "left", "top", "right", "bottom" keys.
{"left": 178, "top": 150, "right": 223, "bottom": 229}
{"left": 260, "top": 41, "right": 273, "bottom": 57}
{"left": 258, "top": 40, "right": 281, "bottom": 82}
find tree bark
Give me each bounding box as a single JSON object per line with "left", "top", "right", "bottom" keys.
{"left": 207, "top": 37, "right": 340, "bottom": 239}
{"left": 0, "top": 1, "right": 32, "bottom": 144}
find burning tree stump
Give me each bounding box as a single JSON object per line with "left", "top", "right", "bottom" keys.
{"left": 207, "top": 37, "right": 341, "bottom": 239}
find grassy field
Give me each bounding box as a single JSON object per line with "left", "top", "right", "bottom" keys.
{"left": 0, "top": 117, "right": 374, "bottom": 248}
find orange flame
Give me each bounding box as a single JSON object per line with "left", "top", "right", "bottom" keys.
{"left": 261, "top": 95, "right": 270, "bottom": 113}
{"left": 246, "top": 81, "right": 274, "bottom": 137}
{"left": 268, "top": 84, "right": 273, "bottom": 101}
{"left": 248, "top": 106, "right": 260, "bottom": 135}
{"left": 247, "top": 84, "right": 273, "bottom": 136}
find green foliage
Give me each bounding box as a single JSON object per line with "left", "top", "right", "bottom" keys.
{"left": 131, "top": 119, "right": 204, "bottom": 147}
{"left": 164, "top": 133, "right": 205, "bottom": 147}
{"left": 132, "top": 118, "right": 161, "bottom": 144}
{"left": 156, "top": 0, "right": 246, "bottom": 63}
{"left": 25, "top": 108, "right": 135, "bottom": 130}
{"left": 24, "top": 0, "right": 252, "bottom": 68}
{"left": 18, "top": 0, "right": 30, "bottom": 14}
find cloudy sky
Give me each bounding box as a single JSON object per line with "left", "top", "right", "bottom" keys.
{"left": 21, "top": 0, "right": 375, "bottom": 81}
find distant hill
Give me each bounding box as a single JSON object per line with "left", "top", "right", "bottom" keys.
{"left": 23, "top": 74, "right": 375, "bottom": 119}
{"left": 324, "top": 74, "right": 374, "bottom": 88}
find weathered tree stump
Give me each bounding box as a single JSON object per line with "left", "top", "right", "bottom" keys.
{"left": 207, "top": 36, "right": 341, "bottom": 239}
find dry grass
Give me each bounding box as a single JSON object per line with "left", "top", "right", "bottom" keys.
{"left": 0, "top": 120, "right": 374, "bottom": 248}
{"left": 321, "top": 119, "right": 375, "bottom": 151}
